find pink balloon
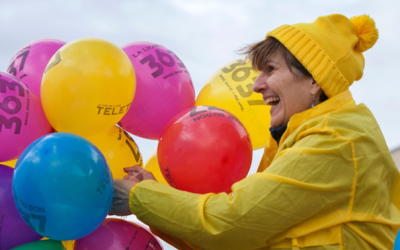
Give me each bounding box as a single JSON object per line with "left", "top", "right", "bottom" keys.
{"left": 7, "top": 39, "right": 66, "bottom": 98}
{"left": 0, "top": 72, "right": 53, "bottom": 162}
{"left": 119, "top": 42, "right": 195, "bottom": 140}
{"left": 74, "top": 219, "right": 163, "bottom": 250}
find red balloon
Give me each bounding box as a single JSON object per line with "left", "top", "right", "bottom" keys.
{"left": 158, "top": 106, "right": 252, "bottom": 194}
{"left": 74, "top": 219, "right": 163, "bottom": 250}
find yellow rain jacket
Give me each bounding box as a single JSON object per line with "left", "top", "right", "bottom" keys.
{"left": 130, "top": 90, "right": 400, "bottom": 249}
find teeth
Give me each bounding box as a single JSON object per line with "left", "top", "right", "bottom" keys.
{"left": 265, "top": 96, "right": 280, "bottom": 106}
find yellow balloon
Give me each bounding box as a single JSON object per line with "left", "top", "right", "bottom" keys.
{"left": 41, "top": 38, "right": 136, "bottom": 137}
{"left": 42, "top": 237, "right": 73, "bottom": 249}
{"left": 85, "top": 126, "right": 143, "bottom": 179}
{"left": 144, "top": 148, "right": 169, "bottom": 185}
{"left": 62, "top": 240, "right": 74, "bottom": 250}
{"left": 195, "top": 58, "right": 270, "bottom": 150}
{"left": 0, "top": 158, "right": 17, "bottom": 168}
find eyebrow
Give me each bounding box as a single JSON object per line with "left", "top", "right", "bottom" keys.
{"left": 265, "top": 59, "right": 281, "bottom": 64}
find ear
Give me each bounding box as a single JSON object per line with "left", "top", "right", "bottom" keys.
{"left": 310, "top": 79, "right": 321, "bottom": 94}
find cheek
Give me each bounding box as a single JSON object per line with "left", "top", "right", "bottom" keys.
{"left": 286, "top": 88, "right": 311, "bottom": 113}
{"left": 279, "top": 82, "right": 311, "bottom": 113}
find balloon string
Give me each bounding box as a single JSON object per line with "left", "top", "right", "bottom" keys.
{"left": 133, "top": 168, "right": 144, "bottom": 177}
{"left": 128, "top": 168, "right": 144, "bottom": 180}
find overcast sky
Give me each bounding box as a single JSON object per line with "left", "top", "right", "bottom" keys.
{"left": 2, "top": 1, "right": 399, "bottom": 249}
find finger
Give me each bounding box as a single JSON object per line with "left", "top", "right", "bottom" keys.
{"left": 123, "top": 175, "right": 141, "bottom": 182}
{"left": 123, "top": 165, "right": 142, "bottom": 173}
{"left": 125, "top": 170, "right": 142, "bottom": 177}
{"left": 123, "top": 175, "right": 138, "bottom": 181}
{"left": 134, "top": 173, "right": 144, "bottom": 181}
{"left": 142, "top": 171, "right": 157, "bottom": 181}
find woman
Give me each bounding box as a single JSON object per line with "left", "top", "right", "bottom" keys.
{"left": 110, "top": 14, "right": 400, "bottom": 249}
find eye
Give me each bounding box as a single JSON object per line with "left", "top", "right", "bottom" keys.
{"left": 265, "top": 65, "right": 275, "bottom": 75}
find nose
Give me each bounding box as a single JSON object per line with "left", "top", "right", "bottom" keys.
{"left": 253, "top": 72, "right": 267, "bottom": 93}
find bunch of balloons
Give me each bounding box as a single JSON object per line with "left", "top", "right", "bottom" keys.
{"left": 0, "top": 35, "right": 270, "bottom": 249}
{"left": 0, "top": 38, "right": 150, "bottom": 249}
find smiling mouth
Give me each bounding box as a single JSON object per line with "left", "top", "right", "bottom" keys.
{"left": 265, "top": 96, "right": 280, "bottom": 106}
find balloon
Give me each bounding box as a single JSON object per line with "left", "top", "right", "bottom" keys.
{"left": 158, "top": 106, "right": 252, "bottom": 194}
{"left": 0, "top": 165, "right": 42, "bottom": 250}
{"left": 195, "top": 58, "right": 270, "bottom": 150}
{"left": 395, "top": 229, "right": 400, "bottom": 249}
{"left": 144, "top": 148, "right": 169, "bottom": 186}
{"left": 6, "top": 39, "right": 66, "bottom": 98}
{"left": 74, "top": 218, "right": 163, "bottom": 250}
{"left": 12, "top": 133, "right": 113, "bottom": 241}
{"left": 42, "top": 238, "right": 74, "bottom": 250}
{"left": 0, "top": 71, "right": 53, "bottom": 162}
{"left": 119, "top": 41, "right": 195, "bottom": 140}
{"left": 11, "top": 239, "right": 65, "bottom": 250}
{"left": 84, "top": 125, "right": 143, "bottom": 179}
{"left": 0, "top": 158, "right": 18, "bottom": 168}
{"left": 41, "top": 38, "right": 136, "bottom": 137}
{"left": 62, "top": 241, "right": 74, "bottom": 250}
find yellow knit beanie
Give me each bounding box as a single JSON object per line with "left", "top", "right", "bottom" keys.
{"left": 267, "top": 14, "right": 379, "bottom": 98}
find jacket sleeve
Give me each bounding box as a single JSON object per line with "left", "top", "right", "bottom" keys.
{"left": 131, "top": 132, "right": 356, "bottom": 249}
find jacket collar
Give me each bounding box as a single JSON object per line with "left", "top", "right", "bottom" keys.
{"left": 281, "top": 89, "right": 356, "bottom": 145}
{"left": 258, "top": 90, "right": 356, "bottom": 173}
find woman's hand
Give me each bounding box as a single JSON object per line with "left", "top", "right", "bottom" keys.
{"left": 109, "top": 166, "right": 157, "bottom": 216}
{"left": 123, "top": 165, "right": 157, "bottom": 182}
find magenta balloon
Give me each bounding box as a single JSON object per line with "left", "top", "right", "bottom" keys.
{"left": 119, "top": 42, "right": 195, "bottom": 140}
{"left": 7, "top": 39, "right": 66, "bottom": 98}
{"left": 0, "top": 165, "right": 42, "bottom": 249}
{"left": 74, "top": 218, "right": 163, "bottom": 250}
{"left": 0, "top": 72, "right": 53, "bottom": 162}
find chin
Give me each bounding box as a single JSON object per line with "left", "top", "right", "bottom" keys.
{"left": 270, "top": 108, "right": 285, "bottom": 128}
{"left": 270, "top": 117, "right": 284, "bottom": 128}
{"left": 270, "top": 123, "right": 282, "bottom": 128}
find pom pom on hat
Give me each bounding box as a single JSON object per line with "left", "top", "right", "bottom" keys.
{"left": 350, "top": 14, "right": 379, "bottom": 53}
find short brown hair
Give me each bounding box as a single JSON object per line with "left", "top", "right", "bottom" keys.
{"left": 242, "top": 37, "right": 311, "bottom": 78}
{"left": 241, "top": 37, "right": 328, "bottom": 102}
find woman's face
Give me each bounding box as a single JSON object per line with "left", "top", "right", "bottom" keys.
{"left": 253, "top": 52, "right": 319, "bottom": 128}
